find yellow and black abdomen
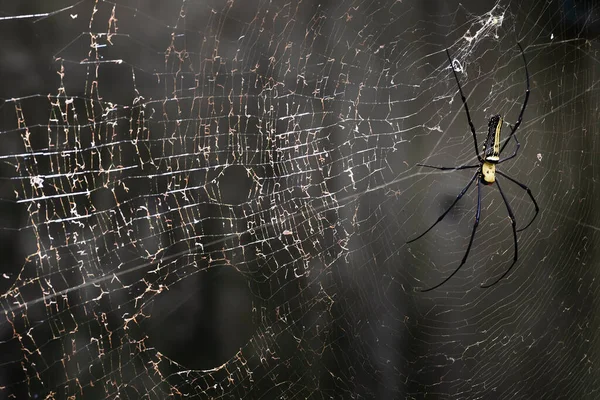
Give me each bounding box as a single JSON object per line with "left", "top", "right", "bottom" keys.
{"left": 483, "top": 115, "right": 503, "bottom": 163}
{"left": 481, "top": 115, "right": 503, "bottom": 183}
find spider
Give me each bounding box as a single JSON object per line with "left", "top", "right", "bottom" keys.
{"left": 407, "top": 43, "right": 539, "bottom": 292}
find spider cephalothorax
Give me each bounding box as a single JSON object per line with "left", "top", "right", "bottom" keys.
{"left": 407, "top": 44, "right": 539, "bottom": 291}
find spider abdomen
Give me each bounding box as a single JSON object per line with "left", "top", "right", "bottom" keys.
{"left": 483, "top": 115, "right": 503, "bottom": 162}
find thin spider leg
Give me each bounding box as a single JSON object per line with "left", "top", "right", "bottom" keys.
{"left": 481, "top": 178, "right": 518, "bottom": 288}
{"left": 497, "top": 134, "right": 520, "bottom": 164}
{"left": 421, "top": 177, "right": 482, "bottom": 292}
{"left": 499, "top": 43, "right": 530, "bottom": 154}
{"left": 446, "top": 49, "right": 482, "bottom": 162}
{"left": 417, "top": 163, "right": 479, "bottom": 171}
{"left": 496, "top": 171, "right": 539, "bottom": 232}
{"left": 407, "top": 171, "right": 478, "bottom": 244}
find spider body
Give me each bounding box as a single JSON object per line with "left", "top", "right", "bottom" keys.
{"left": 481, "top": 115, "right": 503, "bottom": 184}
{"left": 407, "top": 44, "right": 540, "bottom": 291}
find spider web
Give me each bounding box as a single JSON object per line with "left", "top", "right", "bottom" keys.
{"left": 0, "top": 0, "right": 599, "bottom": 398}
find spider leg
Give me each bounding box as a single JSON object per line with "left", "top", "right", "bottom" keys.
{"left": 421, "top": 176, "right": 481, "bottom": 292}
{"left": 499, "top": 43, "right": 530, "bottom": 154}
{"left": 497, "top": 134, "right": 520, "bottom": 164}
{"left": 496, "top": 171, "right": 539, "bottom": 232}
{"left": 481, "top": 177, "right": 518, "bottom": 288}
{"left": 417, "top": 163, "right": 479, "bottom": 171}
{"left": 446, "top": 49, "right": 483, "bottom": 163}
{"left": 407, "top": 171, "right": 478, "bottom": 244}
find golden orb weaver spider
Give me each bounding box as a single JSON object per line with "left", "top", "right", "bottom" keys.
{"left": 407, "top": 43, "right": 539, "bottom": 292}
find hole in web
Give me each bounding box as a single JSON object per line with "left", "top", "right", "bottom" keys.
{"left": 141, "top": 265, "right": 255, "bottom": 370}
{"left": 218, "top": 165, "right": 253, "bottom": 205}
